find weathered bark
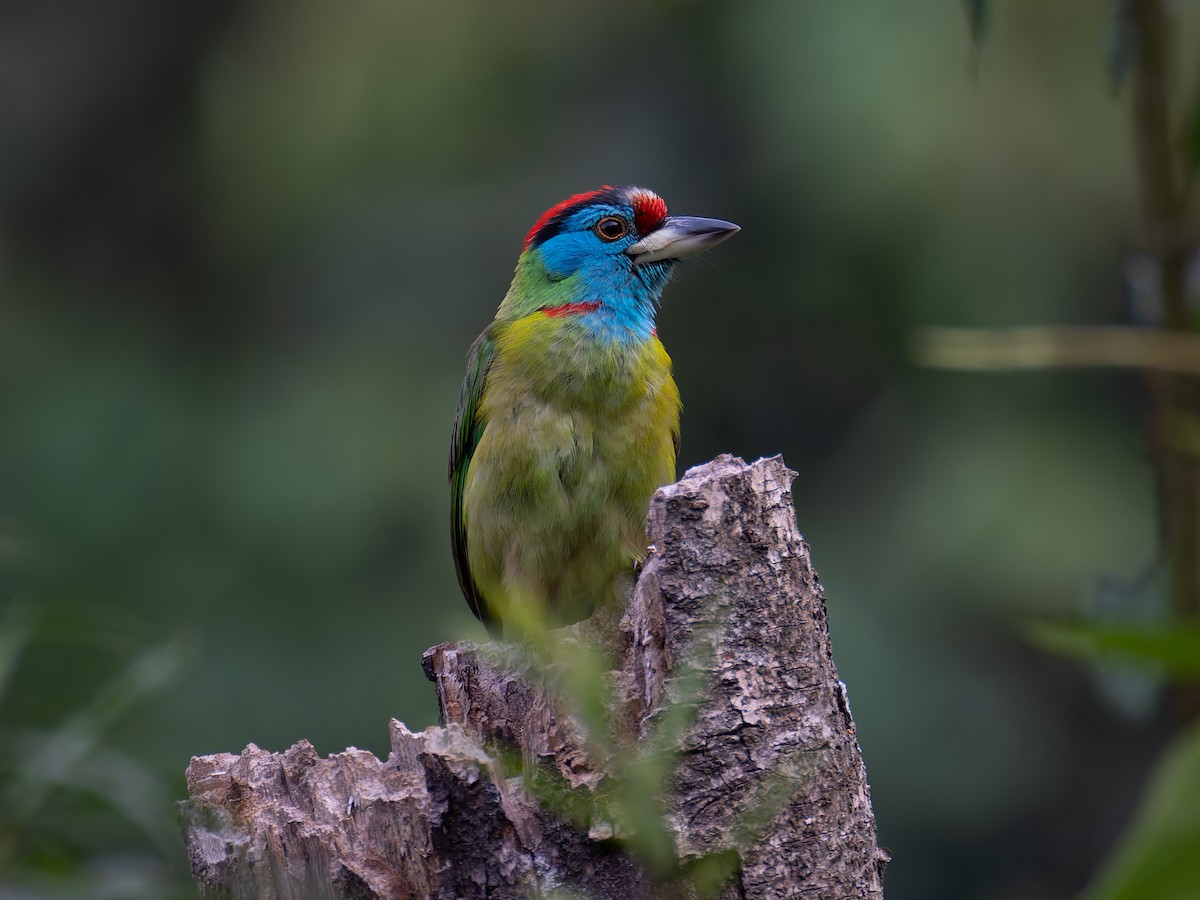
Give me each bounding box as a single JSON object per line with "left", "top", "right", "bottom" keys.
{"left": 183, "top": 455, "right": 889, "bottom": 899}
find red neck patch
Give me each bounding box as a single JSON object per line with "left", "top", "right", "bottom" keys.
{"left": 542, "top": 301, "right": 601, "bottom": 318}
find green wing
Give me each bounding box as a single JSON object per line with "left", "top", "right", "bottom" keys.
{"left": 449, "top": 327, "right": 498, "bottom": 631}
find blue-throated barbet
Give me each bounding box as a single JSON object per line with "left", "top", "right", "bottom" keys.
{"left": 449, "top": 186, "right": 739, "bottom": 635}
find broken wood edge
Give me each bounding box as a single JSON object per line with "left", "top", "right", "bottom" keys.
{"left": 183, "top": 454, "right": 888, "bottom": 899}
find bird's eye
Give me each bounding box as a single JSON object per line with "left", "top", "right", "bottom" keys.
{"left": 594, "top": 216, "right": 628, "bottom": 242}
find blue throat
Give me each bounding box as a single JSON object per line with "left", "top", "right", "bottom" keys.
{"left": 536, "top": 238, "right": 675, "bottom": 345}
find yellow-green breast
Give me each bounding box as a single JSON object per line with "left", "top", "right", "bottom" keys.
{"left": 461, "top": 311, "right": 680, "bottom": 628}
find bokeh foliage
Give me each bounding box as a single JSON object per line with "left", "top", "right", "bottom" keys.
{"left": 1, "top": 1, "right": 1198, "bottom": 897}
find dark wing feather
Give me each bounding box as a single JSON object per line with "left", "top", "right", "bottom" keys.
{"left": 449, "top": 327, "right": 498, "bottom": 632}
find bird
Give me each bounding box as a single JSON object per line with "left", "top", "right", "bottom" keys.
{"left": 449, "top": 186, "right": 739, "bottom": 635}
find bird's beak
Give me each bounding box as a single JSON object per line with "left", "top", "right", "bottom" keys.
{"left": 625, "top": 215, "right": 741, "bottom": 264}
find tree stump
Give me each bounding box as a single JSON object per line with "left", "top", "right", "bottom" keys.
{"left": 182, "top": 455, "right": 889, "bottom": 898}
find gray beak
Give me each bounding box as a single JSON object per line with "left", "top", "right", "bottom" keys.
{"left": 626, "top": 215, "right": 741, "bottom": 264}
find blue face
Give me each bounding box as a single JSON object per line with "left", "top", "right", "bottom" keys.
{"left": 536, "top": 203, "right": 641, "bottom": 277}
{"left": 534, "top": 202, "right": 675, "bottom": 343}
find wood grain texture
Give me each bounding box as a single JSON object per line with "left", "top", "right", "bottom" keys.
{"left": 183, "top": 455, "right": 888, "bottom": 898}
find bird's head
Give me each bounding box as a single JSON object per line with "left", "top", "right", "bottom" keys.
{"left": 500, "top": 186, "right": 739, "bottom": 339}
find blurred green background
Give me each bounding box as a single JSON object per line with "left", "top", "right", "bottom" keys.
{"left": 1, "top": 1, "right": 1195, "bottom": 897}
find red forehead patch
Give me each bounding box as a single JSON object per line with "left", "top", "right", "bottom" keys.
{"left": 522, "top": 186, "right": 669, "bottom": 249}
{"left": 630, "top": 190, "right": 668, "bottom": 234}
{"left": 523, "top": 187, "right": 612, "bottom": 249}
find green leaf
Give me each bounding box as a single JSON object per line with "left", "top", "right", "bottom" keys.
{"left": 1083, "top": 722, "right": 1200, "bottom": 900}
{"left": 0, "top": 600, "right": 37, "bottom": 703}
{"left": 1026, "top": 622, "right": 1200, "bottom": 677}
{"left": 680, "top": 849, "right": 742, "bottom": 899}
{"left": 2, "top": 636, "right": 191, "bottom": 824}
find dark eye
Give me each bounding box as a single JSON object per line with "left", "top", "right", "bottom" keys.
{"left": 594, "top": 216, "right": 628, "bottom": 241}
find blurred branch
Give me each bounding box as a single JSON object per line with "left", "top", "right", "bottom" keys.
{"left": 961, "top": 0, "right": 989, "bottom": 78}
{"left": 1127, "top": 0, "right": 1200, "bottom": 655}
{"left": 1129, "top": 0, "right": 1187, "bottom": 313}
{"left": 181, "top": 456, "right": 888, "bottom": 899}
{"left": 923, "top": 1, "right": 1200, "bottom": 676}
{"left": 913, "top": 326, "right": 1200, "bottom": 376}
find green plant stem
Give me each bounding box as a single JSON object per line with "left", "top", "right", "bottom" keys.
{"left": 1130, "top": 0, "right": 1200, "bottom": 719}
